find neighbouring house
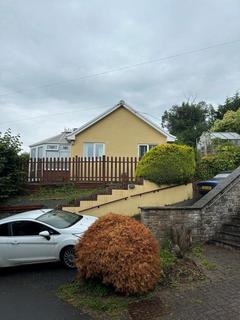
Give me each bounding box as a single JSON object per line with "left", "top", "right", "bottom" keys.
{"left": 67, "top": 100, "right": 175, "bottom": 158}
{"left": 29, "top": 129, "right": 72, "bottom": 159}
{"left": 197, "top": 131, "right": 240, "bottom": 156}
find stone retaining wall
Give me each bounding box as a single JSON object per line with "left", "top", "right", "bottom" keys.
{"left": 140, "top": 166, "right": 240, "bottom": 243}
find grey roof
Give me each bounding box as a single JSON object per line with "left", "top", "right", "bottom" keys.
{"left": 67, "top": 100, "right": 176, "bottom": 142}
{"left": 29, "top": 131, "right": 71, "bottom": 147}
{"left": 208, "top": 132, "right": 240, "bottom": 140}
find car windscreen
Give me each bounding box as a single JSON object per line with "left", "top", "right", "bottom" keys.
{"left": 37, "top": 210, "right": 83, "bottom": 229}
{"left": 214, "top": 173, "right": 230, "bottom": 179}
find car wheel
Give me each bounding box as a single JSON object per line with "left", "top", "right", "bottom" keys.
{"left": 60, "top": 246, "right": 76, "bottom": 269}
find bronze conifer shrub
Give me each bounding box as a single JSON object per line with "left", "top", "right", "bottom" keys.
{"left": 75, "top": 213, "right": 161, "bottom": 295}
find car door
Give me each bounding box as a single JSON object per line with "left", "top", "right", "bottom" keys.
{"left": 7, "top": 220, "right": 60, "bottom": 265}
{"left": 0, "top": 222, "right": 13, "bottom": 267}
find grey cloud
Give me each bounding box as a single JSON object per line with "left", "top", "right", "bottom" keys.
{"left": 0, "top": 0, "right": 240, "bottom": 150}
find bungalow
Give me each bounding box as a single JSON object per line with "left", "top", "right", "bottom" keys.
{"left": 67, "top": 100, "right": 175, "bottom": 158}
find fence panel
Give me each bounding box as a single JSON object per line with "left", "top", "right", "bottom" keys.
{"left": 22, "top": 156, "right": 139, "bottom": 185}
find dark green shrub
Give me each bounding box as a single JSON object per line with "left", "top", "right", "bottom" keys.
{"left": 135, "top": 143, "right": 195, "bottom": 185}
{"left": 0, "top": 130, "right": 25, "bottom": 200}
{"left": 219, "top": 145, "right": 240, "bottom": 166}
{"left": 196, "top": 145, "right": 240, "bottom": 180}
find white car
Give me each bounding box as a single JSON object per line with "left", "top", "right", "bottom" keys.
{"left": 0, "top": 209, "right": 97, "bottom": 269}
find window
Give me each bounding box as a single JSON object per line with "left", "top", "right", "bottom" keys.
{"left": 11, "top": 221, "right": 58, "bottom": 236}
{"left": 83, "top": 143, "right": 105, "bottom": 158}
{"left": 61, "top": 145, "right": 69, "bottom": 150}
{"left": 31, "top": 148, "right": 36, "bottom": 158}
{"left": 0, "top": 223, "right": 10, "bottom": 236}
{"left": 46, "top": 145, "right": 58, "bottom": 151}
{"left": 37, "top": 210, "right": 82, "bottom": 229}
{"left": 149, "top": 144, "right": 157, "bottom": 150}
{"left": 38, "top": 146, "right": 43, "bottom": 158}
{"left": 138, "top": 144, "right": 157, "bottom": 158}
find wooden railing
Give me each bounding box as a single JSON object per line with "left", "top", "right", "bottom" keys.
{"left": 26, "top": 156, "right": 139, "bottom": 184}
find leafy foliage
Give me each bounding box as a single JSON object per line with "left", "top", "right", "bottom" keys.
{"left": 211, "top": 108, "right": 240, "bottom": 134}
{"left": 162, "top": 101, "right": 216, "bottom": 146}
{"left": 216, "top": 92, "right": 240, "bottom": 119}
{"left": 0, "top": 129, "right": 25, "bottom": 199}
{"left": 75, "top": 214, "right": 161, "bottom": 295}
{"left": 135, "top": 144, "right": 195, "bottom": 185}
{"left": 196, "top": 145, "right": 240, "bottom": 180}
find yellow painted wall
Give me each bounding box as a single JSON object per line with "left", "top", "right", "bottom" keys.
{"left": 64, "top": 182, "right": 193, "bottom": 218}
{"left": 71, "top": 106, "right": 167, "bottom": 157}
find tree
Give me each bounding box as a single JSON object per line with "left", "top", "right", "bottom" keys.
{"left": 0, "top": 129, "right": 23, "bottom": 200}
{"left": 216, "top": 92, "right": 240, "bottom": 119}
{"left": 162, "top": 101, "right": 216, "bottom": 147}
{"left": 211, "top": 108, "right": 240, "bottom": 134}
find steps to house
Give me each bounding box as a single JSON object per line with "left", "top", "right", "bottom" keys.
{"left": 210, "top": 239, "right": 240, "bottom": 250}
{"left": 222, "top": 223, "right": 240, "bottom": 233}
{"left": 74, "top": 180, "right": 161, "bottom": 212}
{"left": 63, "top": 180, "right": 193, "bottom": 218}
{"left": 211, "top": 214, "right": 240, "bottom": 250}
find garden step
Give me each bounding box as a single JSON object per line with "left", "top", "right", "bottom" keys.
{"left": 221, "top": 223, "right": 240, "bottom": 233}
{"left": 232, "top": 216, "right": 240, "bottom": 223}
{"left": 210, "top": 239, "right": 240, "bottom": 250}
{"left": 217, "top": 231, "right": 240, "bottom": 243}
{"left": 76, "top": 181, "right": 159, "bottom": 210}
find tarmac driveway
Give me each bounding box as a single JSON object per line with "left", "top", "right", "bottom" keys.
{"left": 0, "top": 262, "right": 91, "bottom": 320}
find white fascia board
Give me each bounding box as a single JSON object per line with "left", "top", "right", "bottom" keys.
{"left": 66, "top": 101, "right": 176, "bottom": 142}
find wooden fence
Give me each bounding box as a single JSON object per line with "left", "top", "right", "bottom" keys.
{"left": 26, "top": 156, "right": 140, "bottom": 185}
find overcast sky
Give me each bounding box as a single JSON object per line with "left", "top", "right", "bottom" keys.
{"left": 0, "top": 0, "right": 240, "bottom": 151}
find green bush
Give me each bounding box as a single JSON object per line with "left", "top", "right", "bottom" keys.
{"left": 196, "top": 145, "right": 240, "bottom": 180}
{"left": 0, "top": 130, "right": 25, "bottom": 200}
{"left": 135, "top": 143, "right": 195, "bottom": 185}
{"left": 219, "top": 145, "right": 240, "bottom": 165}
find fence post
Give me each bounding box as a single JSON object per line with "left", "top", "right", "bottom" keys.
{"left": 102, "top": 155, "right": 106, "bottom": 183}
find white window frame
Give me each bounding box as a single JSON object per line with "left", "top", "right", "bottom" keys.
{"left": 83, "top": 142, "right": 105, "bottom": 158}
{"left": 31, "top": 148, "right": 36, "bottom": 159}
{"left": 138, "top": 144, "right": 157, "bottom": 157}
{"left": 37, "top": 146, "right": 44, "bottom": 159}
{"left": 46, "top": 144, "right": 59, "bottom": 151}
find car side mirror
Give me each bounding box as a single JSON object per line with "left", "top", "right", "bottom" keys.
{"left": 39, "top": 230, "right": 51, "bottom": 240}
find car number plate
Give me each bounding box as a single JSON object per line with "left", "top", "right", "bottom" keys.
{"left": 201, "top": 186, "right": 212, "bottom": 191}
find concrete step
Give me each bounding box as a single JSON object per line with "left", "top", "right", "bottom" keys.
{"left": 210, "top": 239, "right": 240, "bottom": 250}
{"left": 232, "top": 216, "right": 240, "bottom": 224}
{"left": 217, "top": 231, "right": 240, "bottom": 243}
{"left": 77, "top": 181, "right": 161, "bottom": 210}
{"left": 222, "top": 223, "right": 240, "bottom": 233}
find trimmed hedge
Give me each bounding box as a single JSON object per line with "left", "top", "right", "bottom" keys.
{"left": 135, "top": 143, "right": 195, "bottom": 185}
{"left": 196, "top": 145, "right": 240, "bottom": 180}
{"left": 75, "top": 214, "right": 161, "bottom": 295}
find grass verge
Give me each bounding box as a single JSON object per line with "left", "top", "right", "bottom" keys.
{"left": 3, "top": 185, "right": 103, "bottom": 206}
{"left": 57, "top": 279, "right": 143, "bottom": 320}
{"left": 57, "top": 246, "right": 208, "bottom": 319}
{"left": 191, "top": 245, "right": 217, "bottom": 270}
